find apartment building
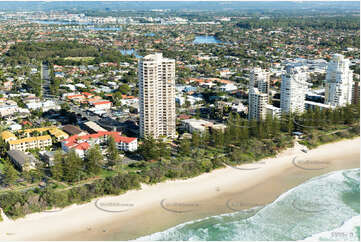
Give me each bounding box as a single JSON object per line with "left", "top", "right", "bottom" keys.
{"left": 8, "top": 135, "right": 52, "bottom": 151}
{"left": 138, "top": 53, "right": 176, "bottom": 139}
{"left": 1, "top": 131, "right": 17, "bottom": 143}
{"left": 248, "top": 68, "right": 269, "bottom": 120}
{"left": 62, "top": 131, "right": 137, "bottom": 158}
{"left": 280, "top": 65, "right": 309, "bottom": 114}
{"left": 19, "top": 126, "right": 69, "bottom": 141}
{"left": 325, "top": 54, "right": 354, "bottom": 107}
{"left": 1, "top": 126, "right": 69, "bottom": 152}
{"left": 254, "top": 68, "right": 270, "bottom": 96}
{"left": 92, "top": 100, "right": 112, "bottom": 110}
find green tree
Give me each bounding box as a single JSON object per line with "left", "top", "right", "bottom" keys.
{"left": 139, "top": 137, "right": 160, "bottom": 161}
{"left": 118, "top": 84, "right": 130, "bottom": 94}
{"left": 3, "top": 160, "right": 18, "bottom": 186}
{"left": 112, "top": 92, "right": 123, "bottom": 107}
{"left": 191, "top": 132, "right": 200, "bottom": 148}
{"left": 107, "top": 136, "right": 120, "bottom": 166}
{"left": 51, "top": 150, "right": 63, "bottom": 180}
{"left": 85, "top": 145, "right": 103, "bottom": 175}
{"left": 63, "top": 150, "right": 83, "bottom": 182}
{"left": 179, "top": 139, "right": 191, "bottom": 155}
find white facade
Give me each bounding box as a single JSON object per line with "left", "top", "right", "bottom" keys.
{"left": 181, "top": 119, "right": 213, "bottom": 133}
{"left": 248, "top": 68, "right": 269, "bottom": 120}
{"left": 92, "top": 101, "right": 112, "bottom": 110}
{"left": 248, "top": 90, "right": 268, "bottom": 120}
{"left": 138, "top": 53, "right": 176, "bottom": 139}
{"left": 280, "top": 65, "right": 309, "bottom": 114}
{"left": 305, "top": 101, "right": 334, "bottom": 111}
{"left": 26, "top": 102, "right": 42, "bottom": 110}
{"left": 266, "top": 105, "right": 281, "bottom": 119}
{"left": 116, "top": 139, "right": 138, "bottom": 152}
{"left": 325, "top": 54, "right": 354, "bottom": 107}
{"left": 220, "top": 83, "right": 238, "bottom": 92}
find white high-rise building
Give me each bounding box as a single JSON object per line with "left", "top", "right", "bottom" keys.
{"left": 138, "top": 53, "right": 176, "bottom": 139}
{"left": 325, "top": 54, "right": 354, "bottom": 107}
{"left": 280, "top": 65, "right": 309, "bottom": 114}
{"left": 255, "top": 68, "right": 270, "bottom": 96}
{"left": 248, "top": 68, "right": 269, "bottom": 120}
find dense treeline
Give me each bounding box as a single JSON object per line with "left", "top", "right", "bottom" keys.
{"left": 4, "top": 41, "right": 134, "bottom": 65}
{"left": 0, "top": 172, "right": 141, "bottom": 219}
{"left": 136, "top": 104, "right": 359, "bottom": 182}
{"left": 237, "top": 16, "right": 360, "bottom": 31}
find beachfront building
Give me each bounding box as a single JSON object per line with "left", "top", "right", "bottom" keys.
{"left": 181, "top": 118, "right": 213, "bottom": 133}
{"left": 280, "top": 65, "right": 309, "bottom": 114}
{"left": 61, "top": 131, "right": 137, "bottom": 158}
{"left": 248, "top": 68, "right": 269, "bottom": 120}
{"left": 254, "top": 68, "right": 270, "bottom": 96}
{"left": 266, "top": 104, "right": 281, "bottom": 119}
{"left": 138, "top": 53, "right": 176, "bottom": 139}
{"left": 325, "top": 54, "right": 354, "bottom": 107}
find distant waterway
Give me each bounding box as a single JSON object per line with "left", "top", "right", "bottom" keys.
{"left": 193, "top": 35, "right": 222, "bottom": 44}
{"left": 32, "top": 20, "right": 122, "bottom": 31}
{"left": 144, "top": 33, "right": 155, "bottom": 37}
{"left": 120, "top": 49, "right": 142, "bottom": 58}
{"left": 32, "top": 20, "right": 91, "bottom": 25}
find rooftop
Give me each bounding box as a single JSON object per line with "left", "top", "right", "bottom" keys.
{"left": 8, "top": 135, "right": 52, "bottom": 145}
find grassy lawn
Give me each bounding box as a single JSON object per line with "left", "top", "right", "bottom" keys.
{"left": 64, "top": 56, "right": 95, "bottom": 62}
{"left": 99, "top": 168, "right": 117, "bottom": 178}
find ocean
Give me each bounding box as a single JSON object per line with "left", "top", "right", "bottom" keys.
{"left": 137, "top": 168, "right": 360, "bottom": 241}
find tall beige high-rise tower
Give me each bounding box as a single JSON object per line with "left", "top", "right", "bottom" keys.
{"left": 138, "top": 53, "right": 176, "bottom": 139}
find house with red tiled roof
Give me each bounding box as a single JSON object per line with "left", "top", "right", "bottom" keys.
{"left": 91, "top": 100, "right": 112, "bottom": 110}
{"left": 61, "top": 131, "right": 137, "bottom": 158}
{"left": 67, "top": 94, "right": 85, "bottom": 101}
{"left": 82, "top": 92, "right": 93, "bottom": 98}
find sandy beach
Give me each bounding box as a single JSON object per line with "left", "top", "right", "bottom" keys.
{"left": 0, "top": 137, "right": 359, "bottom": 241}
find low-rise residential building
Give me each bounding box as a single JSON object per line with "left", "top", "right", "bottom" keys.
{"left": 62, "top": 125, "right": 87, "bottom": 136}
{"left": 91, "top": 100, "right": 112, "bottom": 110}
{"left": 61, "top": 131, "right": 137, "bottom": 158}
{"left": 7, "top": 150, "right": 38, "bottom": 171}
{"left": 220, "top": 83, "right": 238, "bottom": 92}
{"left": 0, "top": 101, "right": 19, "bottom": 117}
{"left": 19, "top": 126, "right": 69, "bottom": 141}
{"left": 181, "top": 119, "right": 213, "bottom": 133}
{"left": 83, "top": 121, "right": 107, "bottom": 133}
{"left": 39, "top": 150, "right": 66, "bottom": 166}
{"left": 1, "top": 131, "right": 17, "bottom": 143}
{"left": 266, "top": 105, "right": 281, "bottom": 118}
{"left": 8, "top": 135, "right": 52, "bottom": 151}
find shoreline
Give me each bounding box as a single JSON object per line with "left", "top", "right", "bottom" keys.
{"left": 0, "top": 137, "right": 359, "bottom": 241}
